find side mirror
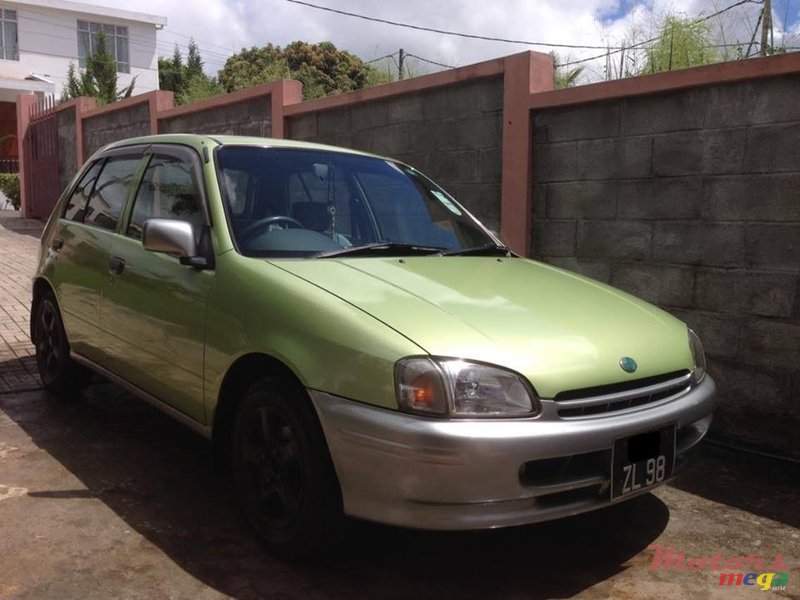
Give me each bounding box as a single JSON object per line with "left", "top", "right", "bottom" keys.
{"left": 142, "top": 218, "right": 197, "bottom": 258}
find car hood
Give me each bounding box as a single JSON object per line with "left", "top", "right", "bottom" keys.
{"left": 268, "top": 257, "right": 694, "bottom": 398}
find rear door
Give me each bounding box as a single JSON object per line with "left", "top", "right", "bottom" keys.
{"left": 102, "top": 145, "right": 213, "bottom": 423}
{"left": 51, "top": 151, "right": 145, "bottom": 363}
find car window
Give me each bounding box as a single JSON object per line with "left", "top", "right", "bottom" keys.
{"left": 83, "top": 156, "right": 142, "bottom": 231}
{"left": 216, "top": 147, "right": 493, "bottom": 258}
{"left": 63, "top": 160, "right": 103, "bottom": 222}
{"left": 127, "top": 153, "right": 204, "bottom": 241}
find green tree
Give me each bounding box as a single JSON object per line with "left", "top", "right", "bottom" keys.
{"left": 186, "top": 38, "right": 204, "bottom": 79}
{"left": 551, "top": 52, "right": 584, "bottom": 88}
{"left": 158, "top": 45, "right": 186, "bottom": 96}
{"left": 219, "top": 41, "right": 390, "bottom": 99}
{"left": 158, "top": 39, "right": 223, "bottom": 105}
{"left": 641, "top": 15, "right": 720, "bottom": 74}
{"left": 60, "top": 30, "right": 135, "bottom": 104}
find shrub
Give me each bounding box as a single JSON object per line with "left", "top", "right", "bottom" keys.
{"left": 0, "top": 173, "right": 20, "bottom": 210}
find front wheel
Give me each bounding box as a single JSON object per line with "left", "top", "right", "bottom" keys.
{"left": 232, "top": 377, "right": 344, "bottom": 556}
{"left": 32, "top": 292, "right": 90, "bottom": 394}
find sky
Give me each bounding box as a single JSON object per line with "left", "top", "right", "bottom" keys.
{"left": 81, "top": 0, "right": 800, "bottom": 82}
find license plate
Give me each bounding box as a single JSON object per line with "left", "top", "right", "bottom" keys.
{"left": 611, "top": 426, "right": 676, "bottom": 499}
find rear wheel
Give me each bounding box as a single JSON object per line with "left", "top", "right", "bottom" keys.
{"left": 32, "top": 292, "right": 90, "bottom": 394}
{"left": 232, "top": 377, "right": 343, "bottom": 556}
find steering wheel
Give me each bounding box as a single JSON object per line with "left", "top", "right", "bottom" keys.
{"left": 239, "top": 216, "right": 304, "bottom": 243}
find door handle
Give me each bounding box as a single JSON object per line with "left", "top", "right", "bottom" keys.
{"left": 108, "top": 256, "right": 126, "bottom": 275}
{"left": 51, "top": 237, "right": 64, "bottom": 251}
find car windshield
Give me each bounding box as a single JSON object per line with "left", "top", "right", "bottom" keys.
{"left": 215, "top": 146, "right": 498, "bottom": 258}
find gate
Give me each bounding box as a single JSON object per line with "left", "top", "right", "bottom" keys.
{"left": 22, "top": 96, "right": 60, "bottom": 220}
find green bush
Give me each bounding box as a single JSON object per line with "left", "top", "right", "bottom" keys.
{"left": 0, "top": 173, "right": 20, "bottom": 210}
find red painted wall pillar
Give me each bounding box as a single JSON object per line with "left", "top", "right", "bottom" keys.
{"left": 16, "top": 94, "right": 37, "bottom": 218}
{"left": 500, "top": 51, "right": 554, "bottom": 256}
{"left": 270, "top": 79, "right": 303, "bottom": 138}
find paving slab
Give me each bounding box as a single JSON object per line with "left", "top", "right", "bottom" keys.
{"left": 0, "top": 213, "right": 798, "bottom": 599}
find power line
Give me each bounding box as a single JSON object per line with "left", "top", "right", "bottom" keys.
{"left": 285, "top": 0, "right": 628, "bottom": 50}
{"left": 405, "top": 53, "right": 456, "bottom": 69}
{"left": 555, "top": 0, "right": 765, "bottom": 67}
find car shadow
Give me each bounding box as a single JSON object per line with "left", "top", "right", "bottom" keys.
{"left": 668, "top": 441, "right": 800, "bottom": 530}
{"left": 1, "top": 378, "right": 671, "bottom": 600}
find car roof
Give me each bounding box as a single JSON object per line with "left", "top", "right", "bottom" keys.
{"left": 97, "top": 133, "right": 389, "bottom": 161}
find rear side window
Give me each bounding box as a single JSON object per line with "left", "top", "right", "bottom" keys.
{"left": 63, "top": 160, "right": 103, "bottom": 222}
{"left": 84, "top": 156, "right": 142, "bottom": 231}
{"left": 127, "top": 154, "right": 204, "bottom": 241}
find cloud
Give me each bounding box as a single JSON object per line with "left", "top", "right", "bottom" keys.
{"left": 74, "top": 0, "right": 796, "bottom": 78}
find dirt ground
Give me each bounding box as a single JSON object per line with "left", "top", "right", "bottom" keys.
{"left": 1, "top": 211, "right": 798, "bottom": 600}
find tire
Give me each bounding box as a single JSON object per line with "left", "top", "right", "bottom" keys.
{"left": 232, "top": 377, "right": 344, "bottom": 556}
{"left": 32, "top": 292, "right": 91, "bottom": 394}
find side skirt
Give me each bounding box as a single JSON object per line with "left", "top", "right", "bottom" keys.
{"left": 71, "top": 351, "right": 212, "bottom": 440}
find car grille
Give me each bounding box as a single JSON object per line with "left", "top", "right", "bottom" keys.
{"left": 554, "top": 370, "right": 692, "bottom": 418}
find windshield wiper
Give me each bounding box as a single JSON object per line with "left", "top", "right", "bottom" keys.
{"left": 439, "top": 244, "right": 512, "bottom": 257}
{"left": 316, "top": 242, "right": 446, "bottom": 258}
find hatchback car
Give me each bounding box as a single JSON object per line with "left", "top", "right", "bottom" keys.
{"left": 32, "top": 134, "right": 715, "bottom": 553}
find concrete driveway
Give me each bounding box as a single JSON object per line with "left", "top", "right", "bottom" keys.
{"left": 1, "top": 212, "right": 798, "bottom": 599}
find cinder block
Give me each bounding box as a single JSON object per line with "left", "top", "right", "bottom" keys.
{"left": 611, "top": 263, "right": 695, "bottom": 307}
{"left": 740, "top": 318, "right": 800, "bottom": 369}
{"left": 547, "top": 181, "right": 616, "bottom": 219}
{"left": 439, "top": 115, "right": 502, "bottom": 151}
{"left": 669, "top": 309, "right": 741, "bottom": 359}
{"left": 542, "top": 257, "right": 611, "bottom": 283}
{"left": 621, "top": 89, "right": 706, "bottom": 135}
{"left": 708, "top": 358, "right": 793, "bottom": 415}
{"left": 618, "top": 177, "right": 701, "bottom": 220}
{"left": 533, "top": 142, "right": 577, "bottom": 183}
{"left": 653, "top": 132, "right": 703, "bottom": 176}
{"left": 428, "top": 150, "right": 480, "bottom": 184}
{"left": 455, "top": 183, "right": 501, "bottom": 231}
{"left": 317, "top": 109, "right": 352, "bottom": 135}
{"left": 478, "top": 147, "right": 502, "bottom": 182}
{"left": 287, "top": 114, "right": 318, "bottom": 139}
{"left": 702, "top": 128, "right": 746, "bottom": 174}
{"left": 386, "top": 95, "right": 425, "bottom": 124}
{"left": 541, "top": 102, "right": 621, "bottom": 142}
{"left": 576, "top": 137, "right": 651, "bottom": 180}
{"left": 350, "top": 102, "right": 390, "bottom": 131}
{"left": 746, "top": 224, "right": 800, "bottom": 271}
{"left": 532, "top": 184, "right": 548, "bottom": 218}
{"left": 475, "top": 78, "right": 504, "bottom": 112}
{"left": 652, "top": 222, "right": 745, "bottom": 267}
{"left": 744, "top": 123, "right": 800, "bottom": 173}
{"left": 704, "top": 85, "right": 752, "bottom": 129}
{"left": 703, "top": 174, "right": 800, "bottom": 221}
{"left": 532, "top": 219, "right": 576, "bottom": 257}
{"left": 577, "top": 220, "right": 652, "bottom": 260}
{"left": 695, "top": 269, "right": 798, "bottom": 318}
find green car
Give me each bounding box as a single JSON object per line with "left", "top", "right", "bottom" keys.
{"left": 32, "top": 134, "right": 715, "bottom": 553}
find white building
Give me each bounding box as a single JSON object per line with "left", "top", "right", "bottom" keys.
{"left": 0, "top": 0, "right": 166, "bottom": 102}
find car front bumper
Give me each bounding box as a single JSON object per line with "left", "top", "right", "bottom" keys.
{"left": 309, "top": 375, "right": 715, "bottom": 530}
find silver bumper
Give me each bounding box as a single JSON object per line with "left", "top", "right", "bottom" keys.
{"left": 309, "top": 375, "right": 716, "bottom": 530}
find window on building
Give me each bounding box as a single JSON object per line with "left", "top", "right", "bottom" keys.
{"left": 0, "top": 9, "right": 18, "bottom": 61}
{"left": 77, "top": 20, "right": 129, "bottom": 73}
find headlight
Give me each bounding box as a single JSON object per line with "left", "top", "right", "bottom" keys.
{"left": 395, "top": 357, "right": 539, "bottom": 418}
{"left": 688, "top": 329, "right": 706, "bottom": 384}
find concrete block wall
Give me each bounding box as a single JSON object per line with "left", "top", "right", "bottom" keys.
{"left": 287, "top": 77, "right": 505, "bottom": 231}
{"left": 82, "top": 101, "right": 151, "bottom": 159}
{"left": 159, "top": 96, "right": 272, "bottom": 137}
{"left": 55, "top": 106, "right": 77, "bottom": 194}
{"left": 531, "top": 75, "right": 800, "bottom": 456}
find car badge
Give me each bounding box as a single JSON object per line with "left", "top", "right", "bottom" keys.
{"left": 619, "top": 357, "right": 638, "bottom": 373}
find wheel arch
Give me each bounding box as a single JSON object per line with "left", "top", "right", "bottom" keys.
{"left": 30, "top": 277, "right": 57, "bottom": 343}
{"left": 211, "top": 352, "right": 312, "bottom": 471}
